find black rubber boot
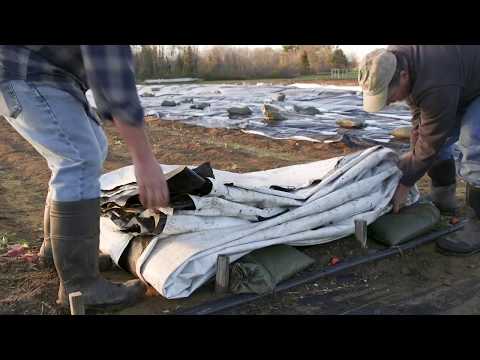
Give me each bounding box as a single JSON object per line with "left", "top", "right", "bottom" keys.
{"left": 428, "top": 184, "right": 459, "bottom": 215}
{"left": 437, "top": 184, "right": 480, "bottom": 256}
{"left": 427, "top": 158, "right": 459, "bottom": 215}
{"left": 50, "top": 199, "right": 146, "bottom": 311}
{"left": 39, "top": 194, "right": 114, "bottom": 272}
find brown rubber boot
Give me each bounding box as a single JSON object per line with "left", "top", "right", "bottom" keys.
{"left": 38, "top": 193, "right": 114, "bottom": 272}
{"left": 437, "top": 183, "right": 480, "bottom": 256}
{"left": 50, "top": 199, "right": 146, "bottom": 311}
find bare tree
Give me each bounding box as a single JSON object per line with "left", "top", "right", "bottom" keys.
{"left": 134, "top": 45, "right": 352, "bottom": 81}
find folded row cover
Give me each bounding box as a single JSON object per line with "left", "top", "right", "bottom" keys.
{"left": 99, "top": 146, "right": 419, "bottom": 299}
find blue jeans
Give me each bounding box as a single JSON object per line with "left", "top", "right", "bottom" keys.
{"left": 0, "top": 80, "right": 108, "bottom": 201}
{"left": 436, "top": 96, "right": 480, "bottom": 187}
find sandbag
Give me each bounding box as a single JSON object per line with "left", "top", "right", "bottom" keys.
{"left": 229, "top": 245, "right": 315, "bottom": 295}
{"left": 369, "top": 202, "right": 441, "bottom": 246}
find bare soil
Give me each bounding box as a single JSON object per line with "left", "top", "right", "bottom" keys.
{"left": 0, "top": 111, "right": 476, "bottom": 315}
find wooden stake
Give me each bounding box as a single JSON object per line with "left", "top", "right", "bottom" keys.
{"left": 215, "top": 255, "right": 230, "bottom": 294}
{"left": 69, "top": 291, "right": 85, "bottom": 315}
{"left": 355, "top": 219, "right": 368, "bottom": 249}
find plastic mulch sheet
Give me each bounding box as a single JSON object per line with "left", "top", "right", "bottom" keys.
{"left": 88, "top": 83, "right": 412, "bottom": 148}
{"left": 99, "top": 146, "right": 419, "bottom": 299}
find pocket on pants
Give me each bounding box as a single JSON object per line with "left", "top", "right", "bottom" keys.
{"left": 0, "top": 81, "right": 23, "bottom": 119}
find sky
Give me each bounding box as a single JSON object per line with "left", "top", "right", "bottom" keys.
{"left": 339, "top": 45, "right": 386, "bottom": 57}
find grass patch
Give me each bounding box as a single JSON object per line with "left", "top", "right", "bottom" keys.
{"left": 0, "top": 232, "right": 30, "bottom": 251}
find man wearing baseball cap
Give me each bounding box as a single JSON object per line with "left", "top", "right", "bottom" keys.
{"left": 358, "top": 46, "right": 480, "bottom": 256}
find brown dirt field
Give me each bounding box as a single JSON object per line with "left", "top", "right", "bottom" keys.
{"left": 0, "top": 112, "right": 476, "bottom": 315}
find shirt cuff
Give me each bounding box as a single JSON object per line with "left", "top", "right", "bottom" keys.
{"left": 99, "top": 104, "right": 145, "bottom": 127}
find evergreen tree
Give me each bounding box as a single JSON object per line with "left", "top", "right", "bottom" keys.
{"left": 282, "top": 45, "right": 300, "bottom": 52}
{"left": 300, "top": 50, "right": 311, "bottom": 75}
{"left": 330, "top": 48, "right": 349, "bottom": 69}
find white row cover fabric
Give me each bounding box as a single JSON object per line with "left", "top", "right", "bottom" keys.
{"left": 99, "top": 146, "right": 419, "bottom": 299}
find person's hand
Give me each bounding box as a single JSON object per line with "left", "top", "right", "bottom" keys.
{"left": 134, "top": 157, "right": 170, "bottom": 210}
{"left": 392, "top": 183, "right": 411, "bottom": 213}
{"left": 111, "top": 118, "right": 170, "bottom": 211}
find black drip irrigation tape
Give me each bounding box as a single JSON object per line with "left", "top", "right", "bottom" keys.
{"left": 176, "top": 222, "right": 466, "bottom": 315}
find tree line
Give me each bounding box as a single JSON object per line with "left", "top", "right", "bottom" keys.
{"left": 133, "top": 45, "right": 357, "bottom": 81}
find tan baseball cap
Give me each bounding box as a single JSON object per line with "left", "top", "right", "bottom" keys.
{"left": 358, "top": 48, "right": 397, "bottom": 113}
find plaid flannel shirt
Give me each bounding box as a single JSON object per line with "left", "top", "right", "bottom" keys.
{"left": 0, "top": 45, "right": 144, "bottom": 127}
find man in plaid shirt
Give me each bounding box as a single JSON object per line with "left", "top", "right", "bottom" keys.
{"left": 0, "top": 45, "right": 170, "bottom": 311}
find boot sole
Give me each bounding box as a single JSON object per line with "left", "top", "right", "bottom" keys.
{"left": 57, "top": 285, "right": 146, "bottom": 314}
{"left": 58, "top": 295, "right": 143, "bottom": 314}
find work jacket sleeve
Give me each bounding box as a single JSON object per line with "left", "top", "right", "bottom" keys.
{"left": 399, "top": 86, "right": 460, "bottom": 187}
